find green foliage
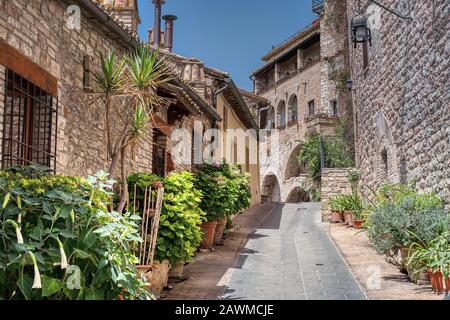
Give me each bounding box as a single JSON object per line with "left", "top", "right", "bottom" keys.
{"left": 332, "top": 193, "right": 364, "bottom": 219}
{"left": 407, "top": 230, "right": 450, "bottom": 278}
{"left": 128, "top": 172, "right": 205, "bottom": 265}
{"left": 195, "top": 161, "right": 251, "bottom": 222}
{"left": 366, "top": 184, "right": 448, "bottom": 254}
{"left": 298, "top": 129, "right": 355, "bottom": 184}
{"left": 0, "top": 169, "right": 150, "bottom": 300}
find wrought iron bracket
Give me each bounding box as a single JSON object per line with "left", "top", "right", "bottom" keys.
{"left": 370, "top": 0, "right": 412, "bottom": 20}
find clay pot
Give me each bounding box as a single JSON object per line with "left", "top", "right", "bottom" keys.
{"left": 200, "top": 221, "right": 218, "bottom": 249}
{"left": 169, "top": 263, "right": 185, "bottom": 280}
{"left": 428, "top": 269, "right": 450, "bottom": 293}
{"left": 343, "top": 211, "right": 354, "bottom": 227}
{"left": 330, "top": 210, "right": 343, "bottom": 223}
{"left": 214, "top": 217, "right": 227, "bottom": 245}
{"left": 137, "top": 260, "right": 170, "bottom": 298}
{"left": 352, "top": 220, "right": 365, "bottom": 229}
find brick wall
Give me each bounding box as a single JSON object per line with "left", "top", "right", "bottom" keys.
{"left": 321, "top": 168, "right": 353, "bottom": 221}
{"left": 347, "top": 0, "right": 449, "bottom": 202}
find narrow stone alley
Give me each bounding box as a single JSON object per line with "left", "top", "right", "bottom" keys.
{"left": 166, "top": 203, "right": 366, "bottom": 300}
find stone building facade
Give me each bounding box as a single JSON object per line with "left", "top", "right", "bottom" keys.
{"left": 345, "top": 0, "right": 449, "bottom": 202}
{"left": 0, "top": 0, "right": 262, "bottom": 205}
{"left": 0, "top": 0, "right": 219, "bottom": 179}
{"left": 251, "top": 1, "right": 352, "bottom": 203}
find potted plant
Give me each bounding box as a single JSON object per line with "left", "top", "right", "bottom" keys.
{"left": 328, "top": 195, "right": 344, "bottom": 223}
{"left": 406, "top": 231, "right": 450, "bottom": 293}
{"left": 195, "top": 161, "right": 251, "bottom": 249}
{"left": 128, "top": 172, "right": 205, "bottom": 289}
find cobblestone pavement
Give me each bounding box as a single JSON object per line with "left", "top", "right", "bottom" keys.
{"left": 329, "top": 223, "right": 443, "bottom": 300}
{"left": 221, "top": 203, "right": 366, "bottom": 300}
{"left": 164, "top": 202, "right": 276, "bottom": 300}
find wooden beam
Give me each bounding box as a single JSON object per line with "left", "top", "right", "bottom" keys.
{"left": 0, "top": 39, "right": 58, "bottom": 96}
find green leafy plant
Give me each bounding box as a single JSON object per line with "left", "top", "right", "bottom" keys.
{"left": 128, "top": 172, "right": 205, "bottom": 265}
{"left": 195, "top": 161, "right": 251, "bottom": 222}
{"left": 0, "top": 169, "right": 150, "bottom": 300}
{"left": 406, "top": 230, "right": 450, "bottom": 278}
{"left": 92, "top": 46, "right": 172, "bottom": 212}
{"left": 365, "top": 185, "right": 447, "bottom": 254}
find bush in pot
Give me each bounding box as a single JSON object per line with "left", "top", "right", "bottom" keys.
{"left": 328, "top": 196, "right": 344, "bottom": 223}
{"left": 406, "top": 230, "right": 450, "bottom": 293}
{"left": 128, "top": 172, "right": 205, "bottom": 280}
{"left": 366, "top": 186, "right": 447, "bottom": 255}
{"left": 195, "top": 161, "right": 251, "bottom": 248}
{"left": 0, "top": 168, "right": 150, "bottom": 300}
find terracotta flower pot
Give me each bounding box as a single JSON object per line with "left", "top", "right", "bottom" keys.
{"left": 352, "top": 220, "right": 365, "bottom": 229}
{"left": 200, "top": 221, "right": 218, "bottom": 249}
{"left": 169, "top": 263, "right": 185, "bottom": 280}
{"left": 137, "top": 260, "right": 170, "bottom": 299}
{"left": 343, "top": 211, "right": 354, "bottom": 227}
{"left": 330, "top": 210, "right": 343, "bottom": 223}
{"left": 214, "top": 217, "right": 227, "bottom": 245}
{"left": 428, "top": 269, "right": 450, "bottom": 293}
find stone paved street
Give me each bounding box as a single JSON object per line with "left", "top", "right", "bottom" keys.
{"left": 221, "top": 203, "right": 366, "bottom": 300}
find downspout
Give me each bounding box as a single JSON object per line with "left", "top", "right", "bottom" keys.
{"left": 258, "top": 104, "right": 270, "bottom": 129}
{"left": 213, "top": 78, "right": 232, "bottom": 108}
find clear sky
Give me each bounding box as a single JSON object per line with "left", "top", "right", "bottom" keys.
{"left": 137, "top": 0, "right": 317, "bottom": 91}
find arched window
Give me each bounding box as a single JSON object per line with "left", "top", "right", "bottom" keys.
{"left": 288, "top": 95, "right": 298, "bottom": 125}
{"left": 277, "top": 100, "right": 286, "bottom": 128}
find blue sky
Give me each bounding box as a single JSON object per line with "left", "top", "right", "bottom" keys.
{"left": 138, "top": 0, "right": 316, "bottom": 91}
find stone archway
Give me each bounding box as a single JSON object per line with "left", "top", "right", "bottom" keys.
{"left": 262, "top": 174, "right": 281, "bottom": 202}
{"left": 286, "top": 187, "right": 311, "bottom": 203}
{"left": 285, "top": 144, "right": 307, "bottom": 180}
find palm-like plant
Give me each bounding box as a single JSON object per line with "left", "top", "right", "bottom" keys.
{"left": 93, "top": 46, "right": 171, "bottom": 212}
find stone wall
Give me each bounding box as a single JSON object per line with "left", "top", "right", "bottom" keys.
{"left": 259, "top": 62, "right": 321, "bottom": 202}
{"left": 321, "top": 168, "right": 353, "bottom": 221}
{"left": 320, "top": 0, "right": 352, "bottom": 118}
{"left": 347, "top": 0, "right": 449, "bottom": 203}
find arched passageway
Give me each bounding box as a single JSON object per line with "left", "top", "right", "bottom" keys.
{"left": 286, "top": 187, "right": 311, "bottom": 203}
{"left": 262, "top": 174, "right": 281, "bottom": 202}
{"left": 285, "top": 144, "right": 307, "bottom": 180}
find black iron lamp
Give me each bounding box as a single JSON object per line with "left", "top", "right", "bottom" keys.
{"left": 346, "top": 79, "right": 353, "bottom": 91}
{"left": 351, "top": 15, "right": 372, "bottom": 48}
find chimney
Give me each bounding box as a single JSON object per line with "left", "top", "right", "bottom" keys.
{"left": 152, "top": 0, "right": 165, "bottom": 48}
{"left": 162, "top": 15, "right": 177, "bottom": 53}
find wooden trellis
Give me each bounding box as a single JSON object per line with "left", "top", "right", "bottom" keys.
{"left": 129, "top": 185, "right": 164, "bottom": 267}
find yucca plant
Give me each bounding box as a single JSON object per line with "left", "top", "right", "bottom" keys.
{"left": 92, "top": 46, "right": 172, "bottom": 212}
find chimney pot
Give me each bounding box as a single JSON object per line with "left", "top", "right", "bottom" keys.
{"left": 162, "top": 15, "right": 177, "bottom": 53}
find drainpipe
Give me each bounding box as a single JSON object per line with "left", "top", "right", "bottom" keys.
{"left": 257, "top": 104, "right": 270, "bottom": 129}
{"left": 213, "top": 78, "right": 232, "bottom": 108}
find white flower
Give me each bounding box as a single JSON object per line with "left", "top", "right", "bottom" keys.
{"left": 16, "top": 227, "right": 24, "bottom": 244}
{"left": 28, "top": 252, "right": 42, "bottom": 289}
{"left": 57, "top": 238, "right": 68, "bottom": 270}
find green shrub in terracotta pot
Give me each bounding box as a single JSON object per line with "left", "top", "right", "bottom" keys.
{"left": 128, "top": 172, "right": 205, "bottom": 277}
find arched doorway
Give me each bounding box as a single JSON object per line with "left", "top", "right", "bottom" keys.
{"left": 286, "top": 187, "right": 311, "bottom": 203}
{"left": 285, "top": 144, "right": 307, "bottom": 180}
{"left": 262, "top": 174, "right": 281, "bottom": 202}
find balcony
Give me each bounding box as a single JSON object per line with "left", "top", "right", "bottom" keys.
{"left": 312, "top": 0, "right": 325, "bottom": 15}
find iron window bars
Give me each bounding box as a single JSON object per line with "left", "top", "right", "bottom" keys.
{"left": 2, "top": 69, "right": 58, "bottom": 172}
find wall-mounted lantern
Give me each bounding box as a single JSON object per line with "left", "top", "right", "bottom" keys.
{"left": 346, "top": 79, "right": 353, "bottom": 91}
{"left": 350, "top": 15, "right": 372, "bottom": 48}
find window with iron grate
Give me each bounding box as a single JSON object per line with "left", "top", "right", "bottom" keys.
{"left": 2, "top": 69, "right": 58, "bottom": 172}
